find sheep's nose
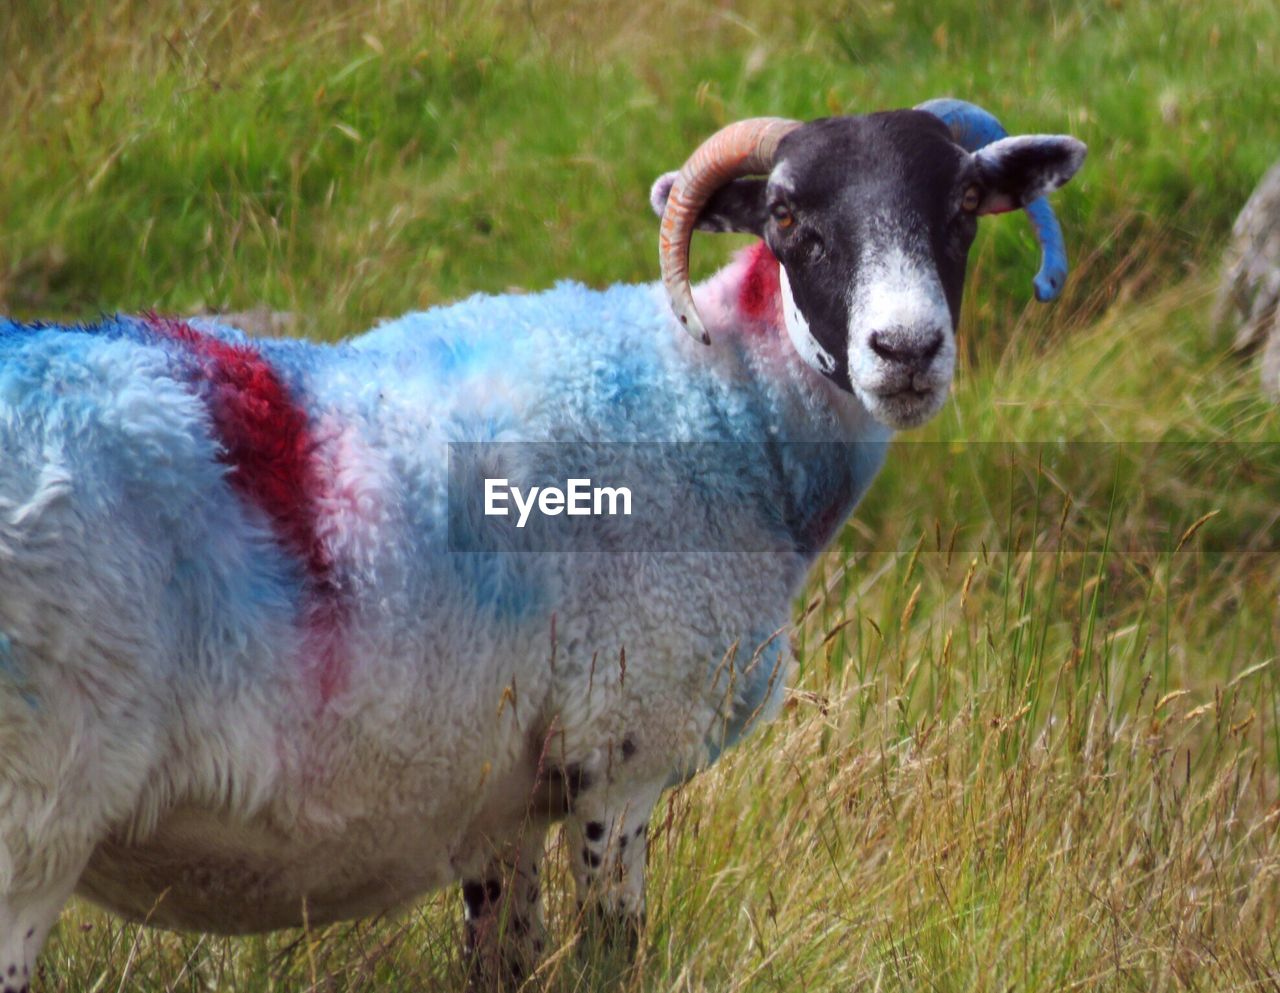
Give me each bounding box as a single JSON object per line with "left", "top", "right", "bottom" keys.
{"left": 868, "top": 328, "right": 944, "bottom": 369}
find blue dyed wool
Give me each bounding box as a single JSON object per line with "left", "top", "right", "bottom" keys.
{"left": 0, "top": 247, "right": 888, "bottom": 936}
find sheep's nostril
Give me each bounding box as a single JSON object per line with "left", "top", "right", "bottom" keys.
{"left": 868, "top": 330, "right": 905, "bottom": 362}
{"left": 868, "top": 328, "right": 944, "bottom": 367}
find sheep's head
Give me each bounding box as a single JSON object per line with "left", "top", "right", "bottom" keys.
{"left": 651, "top": 100, "right": 1087, "bottom": 430}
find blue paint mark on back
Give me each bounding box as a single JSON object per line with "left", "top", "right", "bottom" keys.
{"left": 0, "top": 315, "right": 146, "bottom": 343}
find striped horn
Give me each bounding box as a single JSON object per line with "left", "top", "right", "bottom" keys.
{"left": 659, "top": 117, "right": 801, "bottom": 343}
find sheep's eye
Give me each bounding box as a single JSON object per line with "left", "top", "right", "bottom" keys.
{"left": 771, "top": 203, "right": 794, "bottom": 229}
{"left": 961, "top": 184, "right": 982, "bottom": 213}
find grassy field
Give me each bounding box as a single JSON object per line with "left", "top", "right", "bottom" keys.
{"left": 4, "top": 1, "right": 1280, "bottom": 990}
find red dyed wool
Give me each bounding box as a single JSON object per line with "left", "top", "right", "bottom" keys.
{"left": 145, "top": 316, "right": 347, "bottom": 703}
{"left": 736, "top": 241, "right": 783, "bottom": 327}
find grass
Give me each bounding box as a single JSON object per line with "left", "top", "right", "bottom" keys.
{"left": 4, "top": 0, "right": 1280, "bottom": 990}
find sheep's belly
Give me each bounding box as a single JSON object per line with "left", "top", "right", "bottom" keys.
{"left": 76, "top": 809, "right": 453, "bottom": 933}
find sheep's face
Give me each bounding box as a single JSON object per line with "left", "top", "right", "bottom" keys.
{"left": 652, "top": 110, "right": 1086, "bottom": 430}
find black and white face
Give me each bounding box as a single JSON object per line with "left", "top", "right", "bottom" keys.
{"left": 652, "top": 110, "right": 1086, "bottom": 430}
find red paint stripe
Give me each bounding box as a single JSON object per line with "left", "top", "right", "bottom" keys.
{"left": 146, "top": 316, "right": 329, "bottom": 577}
{"left": 145, "top": 316, "right": 348, "bottom": 704}
{"left": 737, "top": 241, "right": 782, "bottom": 327}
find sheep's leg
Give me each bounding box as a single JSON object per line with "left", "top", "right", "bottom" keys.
{"left": 565, "top": 784, "right": 660, "bottom": 961}
{"left": 0, "top": 870, "right": 79, "bottom": 993}
{"left": 461, "top": 828, "right": 547, "bottom": 991}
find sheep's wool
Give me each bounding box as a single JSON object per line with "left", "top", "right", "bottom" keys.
{"left": 0, "top": 244, "right": 890, "bottom": 932}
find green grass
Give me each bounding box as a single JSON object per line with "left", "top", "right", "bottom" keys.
{"left": 4, "top": 1, "right": 1280, "bottom": 990}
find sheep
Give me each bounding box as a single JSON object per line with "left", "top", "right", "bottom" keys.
{"left": 0, "top": 99, "right": 1085, "bottom": 990}
{"left": 1215, "top": 157, "right": 1280, "bottom": 396}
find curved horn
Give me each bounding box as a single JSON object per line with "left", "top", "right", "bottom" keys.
{"left": 659, "top": 117, "right": 801, "bottom": 343}
{"left": 916, "top": 98, "right": 1071, "bottom": 302}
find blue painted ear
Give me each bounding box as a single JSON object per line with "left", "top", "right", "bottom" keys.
{"left": 915, "top": 98, "right": 1086, "bottom": 302}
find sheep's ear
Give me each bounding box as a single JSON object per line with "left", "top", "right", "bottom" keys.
{"left": 649, "top": 172, "right": 768, "bottom": 234}
{"left": 969, "top": 135, "right": 1087, "bottom": 215}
